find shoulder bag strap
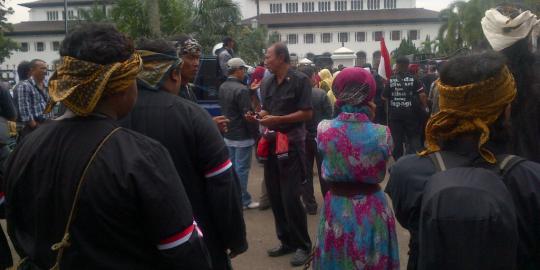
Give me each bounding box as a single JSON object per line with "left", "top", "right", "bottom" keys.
{"left": 497, "top": 154, "right": 526, "bottom": 178}
{"left": 428, "top": 152, "right": 447, "bottom": 172}
{"left": 49, "top": 127, "right": 122, "bottom": 270}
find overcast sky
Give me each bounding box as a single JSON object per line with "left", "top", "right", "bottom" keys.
{"left": 5, "top": 0, "right": 458, "bottom": 23}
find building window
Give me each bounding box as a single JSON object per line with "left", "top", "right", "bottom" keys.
{"left": 321, "top": 33, "right": 332, "bottom": 43}
{"left": 287, "top": 34, "right": 298, "bottom": 44}
{"left": 335, "top": 0, "right": 347, "bottom": 11}
{"left": 355, "top": 32, "right": 366, "bottom": 42}
{"left": 373, "top": 51, "right": 381, "bottom": 67}
{"left": 302, "top": 2, "right": 315, "bottom": 12}
{"left": 408, "top": 30, "right": 420, "bottom": 40}
{"left": 20, "top": 42, "right": 29, "bottom": 52}
{"left": 304, "top": 33, "right": 315, "bottom": 44}
{"left": 46, "top": 11, "right": 59, "bottom": 21}
{"left": 318, "top": 1, "right": 331, "bottom": 11}
{"left": 270, "top": 3, "right": 283, "bottom": 13}
{"left": 391, "top": 30, "right": 401, "bottom": 41}
{"left": 67, "top": 10, "right": 76, "bottom": 20}
{"left": 52, "top": 41, "right": 61, "bottom": 51}
{"left": 367, "top": 0, "right": 380, "bottom": 10}
{"left": 36, "top": 42, "right": 45, "bottom": 52}
{"left": 286, "top": 3, "right": 298, "bottom": 13}
{"left": 351, "top": 0, "right": 363, "bottom": 10}
{"left": 384, "top": 0, "right": 396, "bottom": 9}
{"left": 373, "top": 31, "right": 384, "bottom": 41}
{"left": 338, "top": 32, "right": 349, "bottom": 43}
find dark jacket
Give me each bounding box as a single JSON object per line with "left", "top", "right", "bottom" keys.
{"left": 386, "top": 141, "right": 540, "bottom": 270}
{"left": 120, "top": 82, "right": 247, "bottom": 270}
{"left": 305, "top": 87, "right": 332, "bottom": 137}
{"left": 218, "top": 77, "right": 255, "bottom": 141}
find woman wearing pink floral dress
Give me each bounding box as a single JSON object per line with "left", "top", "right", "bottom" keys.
{"left": 313, "top": 67, "right": 399, "bottom": 270}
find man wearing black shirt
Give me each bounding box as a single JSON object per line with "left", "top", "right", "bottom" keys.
{"left": 3, "top": 24, "right": 211, "bottom": 270}
{"left": 121, "top": 39, "right": 247, "bottom": 270}
{"left": 382, "top": 57, "right": 428, "bottom": 160}
{"left": 250, "top": 43, "right": 313, "bottom": 267}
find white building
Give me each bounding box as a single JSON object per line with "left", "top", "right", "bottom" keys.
{"left": 243, "top": 0, "right": 441, "bottom": 67}
{"left": 3, "top": 0, "right": 113, "bottom": 70}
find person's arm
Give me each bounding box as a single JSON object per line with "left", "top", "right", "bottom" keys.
{"left": 220, "top": 53, "right": 232, "bottom": 78}
{"left": 381, "top": 81, "right": 390, "bottom": 102}
{"left": 193, "top": 109, "right": 247, "bottom": 256}
{"left": 16, "top": 83, "right": 35, "bottom": 126}
{"left": 415, "top": 79, "right": 428, "bottom": 110}
{"left": 136, "top": 143, "right": 211, "bottom": 269}
{"left": 0, "top": 89, "right": 17, "bottom": 121}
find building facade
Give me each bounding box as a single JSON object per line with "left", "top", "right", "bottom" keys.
{"left": 244, "top": 0, "right": 441, "bottom": 67}
{"left": 3, "top": 0, "right": 113, "bottom": 71}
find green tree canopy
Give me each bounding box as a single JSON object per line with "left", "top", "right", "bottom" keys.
{"left": 393, "top": 38, "right": 419, "bottom": 58}
{"left": 0, "top": 0, "right": 17, "bottom": 64}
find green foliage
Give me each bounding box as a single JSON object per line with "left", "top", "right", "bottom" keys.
{"left": 421, "top": 35, "right": 438, "bottom": 54}
{"left": 78, "top": 2, "right": 110, "bottom": 22}
{"left": 234, "top": 26, "right": 267, "bottom": 65}
{"left": 268, "top": 31, "right": 281, "bottom": 45}
{"left": 0, "top": 0, "right": 17, "bottom": 64}
{"left": 191, "top": 0, "right": 242, "bottom": 53}
{"left": 111, "top": 0, "right": 149, "bottom": 38}
{"left": 393, "top": 38, "right": 419, "bottom": 57}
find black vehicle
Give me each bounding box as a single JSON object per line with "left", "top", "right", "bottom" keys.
{"left": 193, "top": 56, "right": 222, "bottom": 116}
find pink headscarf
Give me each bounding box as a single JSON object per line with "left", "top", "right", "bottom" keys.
{"left": 332, "top": 67, "right": 376, "bottom": 107}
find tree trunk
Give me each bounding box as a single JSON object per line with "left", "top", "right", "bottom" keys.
{"left": 146, "top": 0, "right": 161, "bottom": 37}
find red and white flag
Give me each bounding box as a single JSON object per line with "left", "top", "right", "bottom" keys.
{"left": 378, "top": 38, "right": 392, "bottom": 80}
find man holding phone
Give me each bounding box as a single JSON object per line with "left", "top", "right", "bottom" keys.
{"left": 219, "top": 58, "right": 260, "bottom": 210}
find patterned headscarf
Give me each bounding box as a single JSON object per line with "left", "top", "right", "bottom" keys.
{"left": 46, "top": 54, "right": 142, "bottom": 116}
{"left": 176, "top": 38, "right": 202, "bottom": 57}
{"left": 419, "top": 66, "right": 516, "bottom": 163}
{"left": 137, "top": 50, "right": 183, "bottom": 91}
{"left": 332, "top": 67, "right": 376, "bottom": 108}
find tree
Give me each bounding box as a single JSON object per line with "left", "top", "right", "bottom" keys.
{"left": 78, "top": 2, "right": 111, "bottom": 22}
{"left": 393, "top": 38, "right": 419, "bottom": 57}
{"left": 146, "top": 0, "right": 161, "bottom": 37}
{"left": 191, "top": 0, "right": 241, "bottom": 54}
{"left": 234, "top": 26, "right": 267, "bottom": 65}
{"left": 107, "top": 0, "right": 193, "bottom": 39}
{"left": 0, "top": 0, "right": 18, "bottom": 64}
{"left": 421, "top": 35, "right": 438, "bottom": 54}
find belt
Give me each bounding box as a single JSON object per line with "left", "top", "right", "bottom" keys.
{"left": 328, "top": 182, "right": 381, "bottom": 197}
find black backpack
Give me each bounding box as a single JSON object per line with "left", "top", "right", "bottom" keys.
{"left": 418, "top": 151, "right": 524, "bottom": 270}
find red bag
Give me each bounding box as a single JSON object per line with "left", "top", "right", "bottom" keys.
{"left": 275, "top": 132, "right": 289, "bottom": 160}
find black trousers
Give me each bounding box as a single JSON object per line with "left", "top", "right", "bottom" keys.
{"left": 264, "top": 141, "right": 312, "bottom": 251}
{"left": 303, "top": 134, "right": 328, "bottom": 207}
{"left": 389, "top": 119, "right": 422, "bottom": 160}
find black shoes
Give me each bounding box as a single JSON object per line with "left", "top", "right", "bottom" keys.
{"left": 267, "top": 245, "right": 295, "bottom": 257}
{"left": 290, "top": 249, "right": 311, "bottom": 267}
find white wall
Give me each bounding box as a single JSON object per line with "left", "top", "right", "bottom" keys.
{"left": 28, "top": 6, "right": 112, "bottom": 21}
{"left": 258, "top": 0, "right": 414, "bottom": 14}
{"left": 236, "top": 0, "right": 258, "bottom": 18}
{"left": 270, "top": 21, "right": 440, "bottom": 65}
{"left": 2, "top": 35, "right": 65, "bottom": 69}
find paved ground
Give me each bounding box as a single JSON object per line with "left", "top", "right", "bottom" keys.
{"left": 2, "top": 159, "right": 410, "bottom": 270}
{"left": 231, "top": 159, "right": 410, "bottom": 270}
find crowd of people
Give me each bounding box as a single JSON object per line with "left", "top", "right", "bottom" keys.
{"left": 0, "top": 2, "right": 538, "bottom": 270}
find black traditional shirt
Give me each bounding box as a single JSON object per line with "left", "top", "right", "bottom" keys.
{"left": 260, "top": 68, "right": 312, "bottom": 140}
{"left": 120, "top": 82, "right": 247, "bottom": 269}
{"left": 3, "top": 117, "right": 210, "bottom": 269}
{"left": 385, "top": 143, "right": 540, "bottom": 270}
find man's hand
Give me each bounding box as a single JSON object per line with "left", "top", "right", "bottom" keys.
{"left": 259, "top": 115, "right": 281, "bottom": 128}
{"left": 250, "top": 79, "right": 261, "bottom": 91}
{"left": 213, "top": 116, "right": 230, "bottom": 133}
{"left": 244, "top": 111, "right": 258, "bottom": 123}
{"left": 28, "top": 119, "right": 38, "bottom": 129}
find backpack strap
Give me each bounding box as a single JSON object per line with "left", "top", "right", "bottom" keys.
{"left": 496, "top": 155, "right": 526, "bottom": 178}
{"left": 49, "top": 127, "right": 122, "bottom": 270}
{"left": 428, "top": 152, "right": 447, "bottom": 172}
